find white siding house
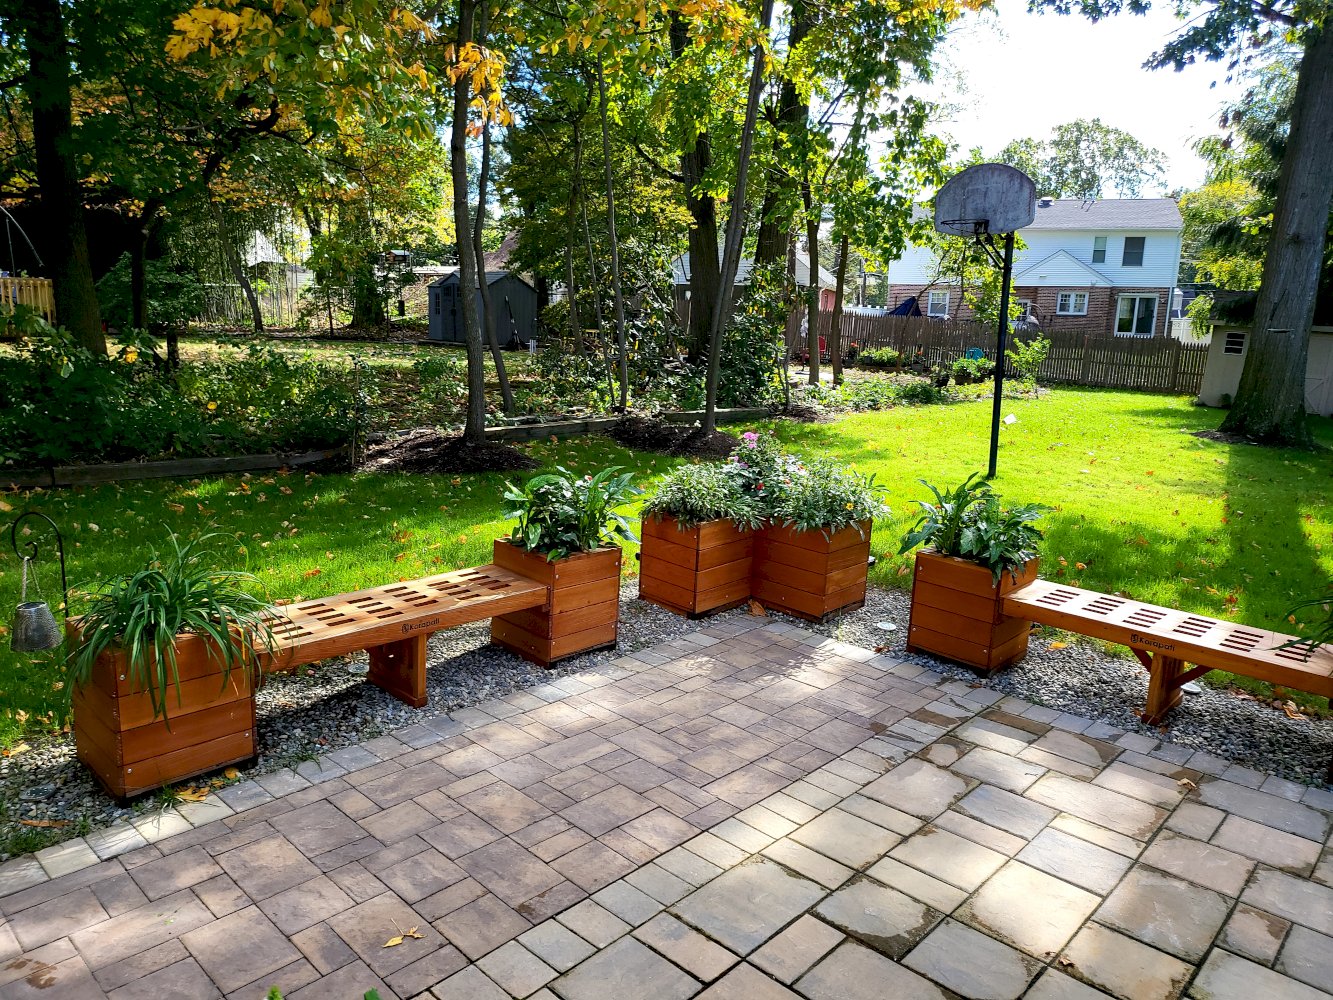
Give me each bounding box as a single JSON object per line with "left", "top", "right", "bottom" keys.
{"left": 885, "top": 199, "right": 1184, "bottom": 337}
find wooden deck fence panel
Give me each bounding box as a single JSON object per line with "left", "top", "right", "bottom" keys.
{"left": 1, "top": 277, "right": 55, "bottom": 322}
{"left": 790, "top": 308, "right": 1208, "bottom": 395}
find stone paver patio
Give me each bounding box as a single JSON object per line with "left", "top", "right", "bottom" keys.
{"left": 3, "top": 618, "right": 1333, "bottom": 999}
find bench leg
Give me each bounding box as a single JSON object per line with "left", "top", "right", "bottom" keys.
{"left": 1143, "top": 654, "right": 1186, "bottom": 725}
{"left": 367, "top": 634, "right": 428, "bottom": 708}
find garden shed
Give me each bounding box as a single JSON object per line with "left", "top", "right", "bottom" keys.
{"left": 428, "top": 270, "right": 538, "bottom": 346}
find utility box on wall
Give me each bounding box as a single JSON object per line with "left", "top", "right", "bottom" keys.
{"left": 428, "top": 271, "right": 539, "bottom": 346}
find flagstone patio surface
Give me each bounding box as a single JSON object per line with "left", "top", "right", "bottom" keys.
{"left": 2, "top": 619, "right": 1333, "bottom": 999}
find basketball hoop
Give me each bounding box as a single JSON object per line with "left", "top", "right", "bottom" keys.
{"left": 932, "top": 163, "right": 1037, "bottom": 480}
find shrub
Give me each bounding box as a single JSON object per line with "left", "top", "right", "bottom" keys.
{"left": 894, "top": 380, "right": 948, "bottom": 406}
{"left": 856, "top": 347, "right": 902, "bottom": 370}
{"left": 1005, "top": 336, "right": 1050, "bottom": 383}
{"left": 503, "top": 466, "right": 643, "bottom": 560}
{"left": 951, "top": 355, "right": 994, "bottom": 382}
{"left": 771, "top": 458, "right": 889, "bottom": 535}
{"left": 899, "top": 473, "right": 1046, "bottom": 581}
{"left": 95, "top": 254, "right": 206, "bottom": 333}
{"left": 644, "top": 461, "right": 763, "bottom": 529}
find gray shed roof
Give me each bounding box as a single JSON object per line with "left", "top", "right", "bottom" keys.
{"left": 428, "top": 270, "right": 534, "bottom": 290}
{"left": 1029, "top": 198, "right": 1181, "bottom": 231}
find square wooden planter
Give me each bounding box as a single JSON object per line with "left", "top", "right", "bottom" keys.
{"left": 638, "top": 515, "right": 756, "bottom": 618}
{"left": 69, "top": 627, "right": 257, "bottom": 802}
{"left": 751, "top": 519, "right": 873, "bottom": 622}
{"left": 906, "top": 550, "right": 1040, "bottom": 672}
{"left": 490, "top": 540, "right": 622, "bottom": 667}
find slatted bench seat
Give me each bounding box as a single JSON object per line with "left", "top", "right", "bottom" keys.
{"left": 1003, "top": 580, "right": 1333, "bottom": 724}
{"left": 263, "top": 564, "right": 550, "bottom": 707}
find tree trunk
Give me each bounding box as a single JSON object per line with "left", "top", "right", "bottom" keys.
{"left": 577, "top": 132, "right": 616, "bottom": 404}
{"left": 473, "top": 100, "right": 514, "bottom": 415}
{"left": 566, "top": 126, "right": 585, "bottom": 356}
{"left": 669, "top": 14, "right": 721, "bottom": 363}
{"left": 450, "top": 0, "right": 487, "bottom": 446}
{"left": 20, "top": 0, "right": 103, "bottom": 352}
{"left": 754, "top": 183, "right": 787, "bottom": 269}
{"left": 596, "top": 57, "right": 629, "bottom": 411}
{"left": 830, "top": 232, "right": 848, "bottom": 385}
{"left": 1219, "top": 25, "right": 1333, "bottom": 447}
{"left": 702, "top": 0, "right": 776, "bottom": 434}
{"left": 215, "top": 201, "right": 265, "bottom": 334}
{"left": 803, "top": 182, "right": 821, "bottom": 385}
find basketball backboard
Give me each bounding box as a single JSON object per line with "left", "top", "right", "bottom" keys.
{"left": 934, "top": 163, "right": 1036, "bottom": 236}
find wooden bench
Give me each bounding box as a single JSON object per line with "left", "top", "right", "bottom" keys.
{"left": 263, "top": 563, "right": 550, "bottom": 707}
{"left": 1003, "top": 580, "right": 1333, "bottom": 724}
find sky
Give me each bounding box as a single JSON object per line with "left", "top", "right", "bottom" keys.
{"left": 918, "top": 0, "right": 1246, "bottom": 194}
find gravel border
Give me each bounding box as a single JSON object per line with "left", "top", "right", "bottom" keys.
{"left": 2, "top": 580, "right": 1329, "bottom": 860}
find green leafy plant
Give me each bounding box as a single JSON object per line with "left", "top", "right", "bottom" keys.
{"left": 1005, "top": 336, "right": 1050, "bottom": 384}
{"left": 856, "top": 347, "right": 902, "bottom": 370}
{"left": 644, "top": 461, "right": 763, "bottom": 529}
{"left": 771, "top": 458, "right": 889, "bottom": 535}
{"left": 899, "top": 474, "right": 1046, "bottom": 581}
{"left": 951, "top": 355, "right": 994, "bottom": 382}
{"left": 69, "top": 531, "right": 276, "bottom": 722}
{"left": 1282, "top": 591, "right": 1333, "bottom": 657}
{"left": 503, "top": 466, "right": 643, "bottom": 560}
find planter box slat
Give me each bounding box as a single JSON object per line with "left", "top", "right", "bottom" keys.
{"left": 491, "top": 541, "right": 621, "bottom": 667}
{"left": 639, "top": 515, "right": 756, "bottom": 618}
{"left": 906, "top": 551, "right": 1039, "bottom": 672}
{"left": 751, "top": 520, "right": 871, "bottom": 622}
{"left": 80, "top": 729, "right": 256, "bottom": 803}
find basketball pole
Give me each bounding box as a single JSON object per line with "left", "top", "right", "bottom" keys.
{"left": 987, "top": 231, "right": 1015, "bottom": 480}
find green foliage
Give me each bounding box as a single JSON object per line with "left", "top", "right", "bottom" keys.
{"left": 795, "top": 375, "right": 949, "bottom": 413}
{"left": 95, "top": 255, "right": 207, "bottom": 333}
{"left": 0, "top": 328, "right": 357, "bottom": 467}
{"left": 503, "top": 466, "right": 644, "bottom": 560}
{"left": 1005, "top": 337, "right": 1050, "bottom": 383}
{"left": 1285, "top": 591, "right": 1333, "bottom": 653}
{"left": 771, "top": 458, "right": 889, "bottom": 535}
{"left": 69, "top": 531, "right": 275, "bottom": 722}
{"left": 644, "top": 462, "right": 763, "bottom": 529}
{"left": 899, "top": 474, "right": 1046, "bottom": 581}
{"left": 984, "top": 118, "right": 1167, "bottom": 198}
{"left": 1186, "top": 296, "right": 1216, "bottom": 340}
{"left": 856, "top": 347, "right": 902, "bottom": 370}
{"left": 951, "top": 356, "right": 993, "bottom": 382}
{"left": 412, "top": 353, "right": 468, "bottom": 419}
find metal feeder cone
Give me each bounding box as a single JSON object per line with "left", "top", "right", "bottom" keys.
{"left": 11, "top": 599, "right": 61, "bottom": 652}
{"left": 7, "top": 512, "right": 69, "bottom": 653}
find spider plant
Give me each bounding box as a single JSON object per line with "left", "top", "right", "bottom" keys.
{"left": 69, "top": 530, "right": 276, "bottom": 722}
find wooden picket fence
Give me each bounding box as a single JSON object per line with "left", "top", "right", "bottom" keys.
{"left": 793, "top": 309, "right": 1209, "bottom": 395}
{"left": 0, "top": 276, "right": 55, "bottom": 322}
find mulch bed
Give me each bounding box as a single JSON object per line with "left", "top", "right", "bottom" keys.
{"left": 360, "top": 429, "right": 537, "bottom": 474}
{"left": 606, "top": 416, "right": 739, "bottom": 459}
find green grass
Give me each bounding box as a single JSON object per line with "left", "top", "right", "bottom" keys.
{"left": 2, "top": 385, "right": 1330, "bottom": 744}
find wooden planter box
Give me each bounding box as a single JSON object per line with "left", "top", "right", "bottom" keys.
{"left": 490, "top": 540, "right": 622, "bottom": 667}
{"left": 69, "top": 627, "right": 256, "bottom": 802}
{"left": 638, "top": 515, "right": 756, "bottom": 618}
{"left": 751, "top": 519, "right": 873, "bottom": 622}
{"left": 906, "top": 550, "right": 1040, "bottom": 672}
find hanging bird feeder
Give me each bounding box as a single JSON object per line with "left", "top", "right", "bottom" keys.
{"left": 8, "top": 511, "right": 67, "bottom": 653}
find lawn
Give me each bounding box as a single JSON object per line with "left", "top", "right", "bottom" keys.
{"left": 1, "top": 385, "right": 1330, "bottom": 744}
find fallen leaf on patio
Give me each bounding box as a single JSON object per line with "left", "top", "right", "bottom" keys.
{"left": 177, "top": 787, "right": 211, "bottom": 802}
{"left": 747, "top": 599, "right": 767, "bottom": 617}
{"left": 383, "top": 921, "right": 423, "bottom": 948}
{"left": 1177, "top": 777, "right": 1197, "bottom": 790}
{"left": 19, "top": 819, "right": 68, "bottom": 828}
{"left": 384, "top": 935, "right": 405, "bottom": 948}
{"left": 1048, "top": 642, "right": 1068, "bottom": 651}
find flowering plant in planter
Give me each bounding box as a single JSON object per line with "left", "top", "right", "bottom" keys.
{"left": 643, "top": 461, "right": 762, "bottom": 529}
{"left": 771, "top": 458, "right": 889, "bottom": 535}
{"left": 502, "top": 465, "right": 643, "bottom": 560}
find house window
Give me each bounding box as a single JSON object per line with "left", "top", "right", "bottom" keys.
{"left": 1223, "top": 330, "right": 1246, "bottom": 355}
{"left": 1122, "top": 236, "right": 1145, "bottom": 267}
{"left": 1116, "top": 294, "right": 1157, "bottom": 336}
{"left": 1056, "top": 292, "right": 1089, "bottom": 316}
{"left": 1092, "top": 237, "right": 1107, "bottom": 264}
{"left": 927, "top": 290, "right": 949, "bottom": 317}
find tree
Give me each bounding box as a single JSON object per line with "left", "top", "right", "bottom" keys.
{"left": 1034, "top": 0, "right": 1329, "bottom": 446}
{"left": 1, "top": 0, "right": 104, "bottom": 353}
{"left": 985, "top": 118, "right": 1168, "bottom": 198}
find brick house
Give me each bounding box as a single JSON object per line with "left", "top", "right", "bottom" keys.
{"left": 884, "top": 198, "right": 1183, "bottom": 337}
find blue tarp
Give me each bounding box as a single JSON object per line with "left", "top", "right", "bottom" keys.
{"left": 889, "top": 296, "right": 922, "bottom": 317}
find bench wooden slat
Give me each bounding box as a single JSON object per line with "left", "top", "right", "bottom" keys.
{"left": 264, "top": 564, "right": 548, "bottom": 671}
{"left": 1003, "top": 580, "right": 1333, "bottom": 697}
